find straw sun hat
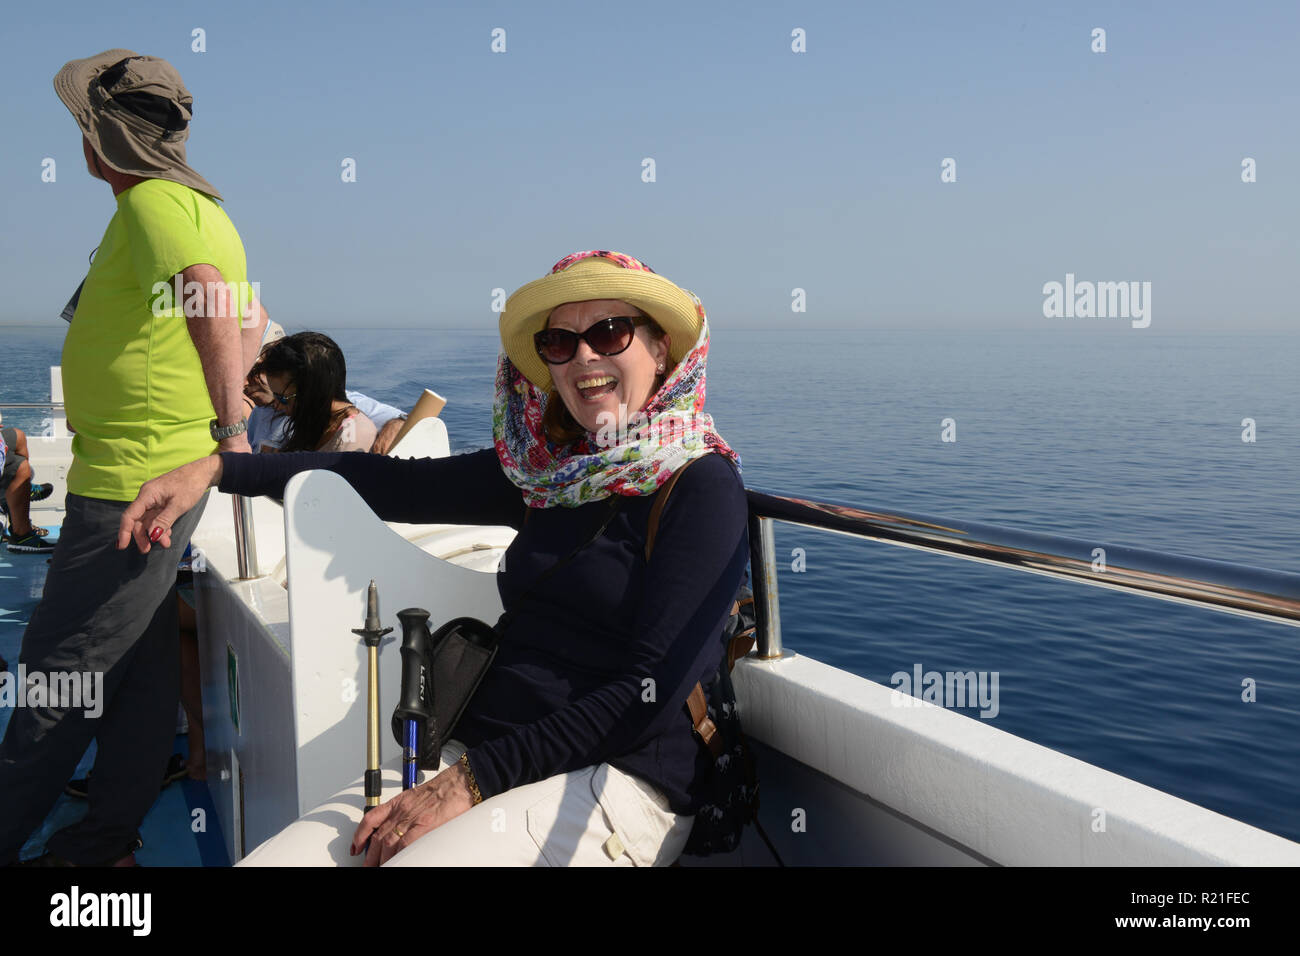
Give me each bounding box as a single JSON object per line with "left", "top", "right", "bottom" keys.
{"left": 500, "top": 251, "right": 706, "bottom": 391}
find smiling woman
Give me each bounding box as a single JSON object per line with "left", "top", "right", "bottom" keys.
{"left": 119, "top": 250, "right": 748, "bottom": 867}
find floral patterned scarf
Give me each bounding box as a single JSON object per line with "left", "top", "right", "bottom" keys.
{"left": 492, "top": 317, "right": 740, "bottom": 508}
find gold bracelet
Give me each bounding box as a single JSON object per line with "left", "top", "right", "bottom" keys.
{"left": 459, "top": 752, "right": 483, "bottom": 805}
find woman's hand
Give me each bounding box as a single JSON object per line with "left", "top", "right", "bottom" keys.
{"left": 350, "top": 762, "right": 478, "bottom": 866}
{"left": 117, "top": 455, "right": 224, "bottom": 553}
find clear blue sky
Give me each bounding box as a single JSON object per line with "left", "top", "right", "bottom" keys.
{"left": 1, "top": 0, "right": 1296, "bottom": 331}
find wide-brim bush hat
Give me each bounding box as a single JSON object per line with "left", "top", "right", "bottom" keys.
{"left": 501, "top": 250, "right": 707, "bottom": 391}
{"left": 54, "top": 49, "right": 222, "bottom": 199}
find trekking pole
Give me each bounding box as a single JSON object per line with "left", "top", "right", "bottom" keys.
{"left": 394, "top": 609, "right": 434, "bottom": 790}
{"left": 352, "top": 581, "right": 393, "bottom": 815}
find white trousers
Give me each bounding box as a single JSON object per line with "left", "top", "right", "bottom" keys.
{"left": 239, "top": 741, "right": 694, "bottom": 867}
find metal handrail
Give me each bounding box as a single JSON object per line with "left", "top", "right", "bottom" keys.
{"left": 745, "top": 489, "right": 1300, "bottom": 659}
{"left": 0, "top": 402, "right": 64, "bottom": 409}
{"left": 748, "top": 516, "right": 784, "bottom": 659}
{"left": 232, "top": 495, "right": 259, "bottom": 580}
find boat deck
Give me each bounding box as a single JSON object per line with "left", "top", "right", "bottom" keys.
{"left": 1, "top": 503, "right": 228, "bottom": 866}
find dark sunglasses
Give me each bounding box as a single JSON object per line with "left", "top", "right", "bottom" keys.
{"left": 534, "top": 316, "right": 650, "bottom": 365}
{"left": 271, "top": 387, "right": 297, "bottom": 406}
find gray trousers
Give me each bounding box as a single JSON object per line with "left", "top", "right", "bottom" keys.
{"left": 0, "top": 491, "right": 207, "bottom": 864}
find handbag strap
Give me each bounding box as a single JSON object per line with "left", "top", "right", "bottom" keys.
{"left": 686, "top": 684, "right": 723, "bottom": 758}
{"left": 638, "top": 454, "right": 734, "bottom": 756}
{"left": 643, "top": 456, "right": 704, "bottom": 561}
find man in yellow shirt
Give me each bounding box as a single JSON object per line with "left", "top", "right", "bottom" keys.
{"left": 0, "top": 50, "right": 263, "bottom": 866}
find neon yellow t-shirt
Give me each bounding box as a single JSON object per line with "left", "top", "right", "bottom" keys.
{"left": 63, "top": 178, "right": 250, "bottom": 501}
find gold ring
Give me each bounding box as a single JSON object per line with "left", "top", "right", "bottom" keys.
{"left": 393, "top": 827, "right": 405, "bottom": 839}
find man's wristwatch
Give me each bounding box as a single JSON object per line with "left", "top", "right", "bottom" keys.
{"left": 210, "top": 417, "right": 248, "bottom": 441}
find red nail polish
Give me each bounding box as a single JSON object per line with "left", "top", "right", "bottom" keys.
{"left": 149, "top": 527, "right": 163, "bottom": 543}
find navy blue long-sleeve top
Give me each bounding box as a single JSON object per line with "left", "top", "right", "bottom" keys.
{"left": 218, "top": 448, "right": 749, "bottom": 813}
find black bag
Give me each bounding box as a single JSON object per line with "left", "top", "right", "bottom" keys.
{"left": 680, "top": 587, "right": 761, "bottom": 856}
{"left": 391, "top": 613, "right": 501, "bottom": 768}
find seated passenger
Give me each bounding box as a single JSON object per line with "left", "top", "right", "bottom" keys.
{"left": 251, "top": 332, "right": 377, "bottom": 453}
{"left": 245, "top": 344, "right": 406, "bottom": 454}
{"left": 1, "top": 425, "right": 56, "bottom": 554}
{"left": 119, "top": 251, "right": 747, "bottom": 867}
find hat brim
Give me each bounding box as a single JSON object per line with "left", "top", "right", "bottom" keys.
{"left": 54, "top": 49, "right": 137, "bottom": 136}
{"left": 53, "top": 50, "right": 223, "bottom": 201}
{"left": 501, "top": 264, "right": 703, "bottom": 391}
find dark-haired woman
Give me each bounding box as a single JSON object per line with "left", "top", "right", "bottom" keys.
{"left": 254, "top": 331, "right": 376, "bottom": 453}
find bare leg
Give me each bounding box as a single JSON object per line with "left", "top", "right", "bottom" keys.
{"left": 177, "top": 596, "right": 206, "bottom": 780}
{"left": 5, "top": 459, "right": 35, "bottom": 537}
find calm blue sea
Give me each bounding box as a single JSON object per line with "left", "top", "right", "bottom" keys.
{"left": 3, "top": 324, "right": 1298, "bottom": 844}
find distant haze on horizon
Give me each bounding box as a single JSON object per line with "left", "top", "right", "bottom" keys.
{"left": 1, "top": 0, "right": 1296, "bottom": 333}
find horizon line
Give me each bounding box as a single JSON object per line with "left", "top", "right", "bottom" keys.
{"left": 0, "top": 322, "right": 1295, "bottom": 335}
